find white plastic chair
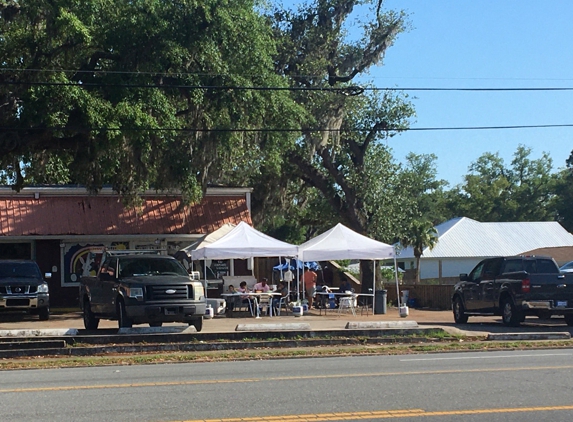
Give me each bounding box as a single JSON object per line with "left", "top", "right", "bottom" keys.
{"left": 275, "top": 294, "right": 289, "bottom": 315}
{"left": 258, "top": 294, "right": 273, "bottom": 317}
{"left": 338, "top": 294, "right": 357, "bottom": 316}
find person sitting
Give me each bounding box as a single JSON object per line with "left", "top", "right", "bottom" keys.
{"left": 316, "top": 284, "right": 332, "bottom": 309}
{"left": 225, "top": 285, "right": 239, "bottom": 314}
{"left": 339, "top": 278, "right": 353, "bottom": 293}
{"left": 238, "top": 281, "right": 254, "bottom": 315}
{"left": 253, "top": 277, "right": 270, "bottom": 292}
{"left": 272, "top": 280, "right": 288, "bottom": 310}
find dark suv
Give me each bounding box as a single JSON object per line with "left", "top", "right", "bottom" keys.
{"left": 79, "top": 251, "right": 206, "bottom": 331}
{"left": 0, "top": 260, "right": 50, "bottom": 320}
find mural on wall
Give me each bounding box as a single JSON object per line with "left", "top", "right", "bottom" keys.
{"left": 64, "top": 242, "right": 129, "bottom": 284}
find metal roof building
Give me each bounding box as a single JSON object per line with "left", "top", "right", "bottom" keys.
{"left": 398, "top": 217, "right": 573, "bottom": 282}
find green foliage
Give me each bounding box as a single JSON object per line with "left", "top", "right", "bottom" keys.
{"left": 446, "top": 145, "right": 555, "bottom": 222}
{"left": 549, "top": 150, "right": 573, "bottom": 233}
{"left": 248, "top": 1, "right": 415, "bottom": 244}
{"left": 402, "top": 153, "right": 449, "bottom": 225}
{"left": 0, "top": 0, "right": 298, "bottom": 203}
{"left": 400, "top": 219, "right": 438, "bottom": 284}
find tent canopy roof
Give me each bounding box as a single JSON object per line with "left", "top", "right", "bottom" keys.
{"left": 298, "top": 223, "right": 395, "bottom": 261}
{"left": 175, "top": 223, "right": 236, "bottom": 260}
{"left": 191, "top": 221, "right": 298, "bottom": 260}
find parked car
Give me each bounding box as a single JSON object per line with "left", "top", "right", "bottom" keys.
{"left": 79, "top": 250, "right": 206, "bottom": 331}
{"left": 0, "top": 260, "right": 50, "bottom": 320}
{"left": 559, "top": 261, "right": 573, "bottom": 273}
{"left": 452, "top": 256, "right": 573, "bottom": 326}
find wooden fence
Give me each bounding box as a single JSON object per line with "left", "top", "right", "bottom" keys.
{"left": 383, "top": 284, "right": 454, "bottom": 310}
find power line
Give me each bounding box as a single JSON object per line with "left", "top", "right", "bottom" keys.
{"left": 2, "top": 80, "right": 573, "bottom": 92}
{"left": 4, "top": 68, "right": 573, "bottom": 83}
{"left": 2, "top": 124, "right": 573, "bottom": 133}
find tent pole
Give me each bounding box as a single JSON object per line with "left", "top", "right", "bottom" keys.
{"left": 297, "top": 254, "right": 301, "bottom": 302}
{"left": 372, "top": 260, "right": 376, "bottom": 316}
{"left": 394, "top": 255, "right": 400, "bottom": 309}
{"left": 204, "top": 260, "right": 208, "bottom": 299}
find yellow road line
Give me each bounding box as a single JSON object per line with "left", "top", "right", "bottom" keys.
{"left": 2, "top": 364, "right": 573, "bottom": 394}
{"left": 181, "top": 405, "right": 573, "bottom": 421}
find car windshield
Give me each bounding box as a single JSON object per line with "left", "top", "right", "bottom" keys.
{"left": 0, "top": 262, "right": 41, "bottom": 278}
{"left": 119, "top": 258, "right": 188, "bottom": 277}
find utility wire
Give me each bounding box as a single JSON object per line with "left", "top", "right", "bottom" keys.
{"left": 2, "top": 80, "right": 573, "bottom": 92}
{"left": 2, "top": 124, "right": 573, "bottom": 132}
{"left": 4, "top": 68, "right": 573, "bottom": 82}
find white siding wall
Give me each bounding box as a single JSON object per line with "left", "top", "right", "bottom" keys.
{"left": 420, "top": 259, "right": 440, "bottom": 279}
{"left": 418, "top": 258, "right": 483, "bottom": 279}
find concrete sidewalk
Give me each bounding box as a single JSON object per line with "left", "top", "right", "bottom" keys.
{"left": 0, "top": 307, "right": 484, "bottom": 336}
{"left": 2, "top": 307, "right": 572, "bottom": 338}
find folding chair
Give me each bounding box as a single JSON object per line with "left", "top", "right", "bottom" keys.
{"left": 358, "top": 294, "right": 373, "bottom": 316}
{"left": 338, "top": 294, "right": 357, "bottom": 316}
{"left": 275, "top": 295, "right": 290, "bottom": 315}
{"left": 258, "top": 294, "right": 273, "bottom": 317}
{"left": 235, "top": 296, "right": 255, "bottom": 316}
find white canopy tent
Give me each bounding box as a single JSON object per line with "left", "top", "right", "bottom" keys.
{"left": 298, "top": 223, "right": 400, "bottom": 313}
{"left": 191, "top": 221, "right": 298, "bottom": 260}
{"left": 191, "top": 221, "right": 299, "bottom": 299}
{"left": 174, "top": 223, "right": 237, "bottom": 282}
{"left": 177, "top": 223, "right": 236, "bottom": 257}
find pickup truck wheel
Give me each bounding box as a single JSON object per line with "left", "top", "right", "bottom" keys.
{"left": 83, "top": 300, "right": 99, "bottom": 330}
{"left": 502, "top": 298, "right": 522, "bottom": 327}
{"left": 117, "top": 300, "right": 133, "bottom": 328}
{"left": 190, "top": 317, "right": 203, "bottom": 332}
{"left": 564, "top": 314, "right": 573, "bottom": 326}
{"left": 149, "top": 322, "right": 163, "bottom": 327}
{"left": 453, "top": 296, "right": 468, "bottom": 324}
{"left": 38, "top": 307, "right": 50, "bottom": 321}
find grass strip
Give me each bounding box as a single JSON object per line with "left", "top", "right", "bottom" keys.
{"left": 0, "top": 339, "right": 571, "bottom": 371}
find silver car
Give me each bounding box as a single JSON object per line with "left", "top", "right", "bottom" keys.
{"left": 560, "top": 261, "right": 573, "bottom": 273}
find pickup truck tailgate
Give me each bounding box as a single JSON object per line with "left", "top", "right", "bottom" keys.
{"left": 527, "top": 273, "right": 573, "bottom": 306}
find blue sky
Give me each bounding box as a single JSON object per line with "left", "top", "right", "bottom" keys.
{"left": 362, "top": 0, "right": 573, "bottom": 186}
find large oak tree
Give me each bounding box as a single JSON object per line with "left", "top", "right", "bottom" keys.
{"left": 1, "top": 0, "right": 300, "bottom": 203}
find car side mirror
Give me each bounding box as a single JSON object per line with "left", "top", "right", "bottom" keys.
{"left": 44, "top": 273, "right": 52, "bottom": 279}
{"left": 459, "top": 273, "right": 469, "bottom": 281}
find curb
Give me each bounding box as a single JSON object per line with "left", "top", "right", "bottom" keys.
{"left": 487, "top": 332, "right": 571, "bottom": 341}
{"left": 235, "top": 323, "right": 312, "bottom": 332}
{"left": 345, "top": 321, "right": 419, "bottom": 329}
{"left": 0, "top": 329, "right": 79, "bottom": 337}
{"left": 118, "top": 326, "right": 196, "bottom": 335}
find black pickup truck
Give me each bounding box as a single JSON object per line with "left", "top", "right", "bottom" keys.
{"left": 0, "top": 260, "right": 50, "bottom": 320}
{"left": 79, "top": 251, "right": 206, "bottom": 331}
{"left": 452, "top": 256, "right": 573, "bottom": 326}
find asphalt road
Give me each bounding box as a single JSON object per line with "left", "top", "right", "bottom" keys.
{"left": 1, "top": 349, "right": 573, "bottom": 421}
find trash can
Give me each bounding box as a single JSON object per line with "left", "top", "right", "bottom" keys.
{"left": 374, "top": 289, "right": 387, "bottom": 314}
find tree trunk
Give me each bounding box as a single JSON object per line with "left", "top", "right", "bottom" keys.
{"left": 359, "top": 260, "right": 374, "bottom": 293}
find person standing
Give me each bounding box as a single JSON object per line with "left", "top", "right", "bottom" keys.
{"left": 302, "top": 267, "right": 318, "bottom": 309}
